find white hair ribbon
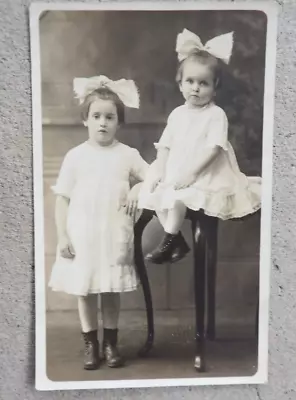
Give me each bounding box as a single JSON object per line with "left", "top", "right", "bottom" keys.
{"left": 176, "top": 28, "right": 234, "bottom": 64}
{"left": 73, "top": 75, "right": 140, "bottom": 108}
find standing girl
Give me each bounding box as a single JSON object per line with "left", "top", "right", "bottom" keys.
{"left": 139, "top": 29, "right": 261, "bottom": 264}
{"left": 49, "top": 75, "right": 148, "bottom": 370}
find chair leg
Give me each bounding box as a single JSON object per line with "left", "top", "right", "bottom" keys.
{"left": 192, "top": 218, "right": 206, "bottom": 372}
{"left": 206, "top": 218, "right": 218, "bottom": 340}
{"left": 134, "top": 210, "right": 154, "bottom": 357}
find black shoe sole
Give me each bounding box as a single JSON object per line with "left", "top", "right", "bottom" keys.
{"left": 84, "top": 363, "right": 99, "bottom": 370}
{"left": 170, "top": 248, "right": 190, "bottom": 264}
{"left": 145, "top": 247, "right": 190, "bottom": 264}
{"left": 106, "top": 360, "right": 125, "bottom": 368}
{"left": 145, "top": 255, "right": 171, "bottom": 264}
{"left": 102, "top": 350, "right": 125, "bottom": 368}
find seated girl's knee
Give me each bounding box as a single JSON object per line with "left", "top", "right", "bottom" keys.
{"left": 175, "top": 200, "right": 186, "bottom": 211}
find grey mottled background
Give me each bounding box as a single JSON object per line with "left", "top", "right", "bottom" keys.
{"left": 0, "top": 0, "right": 295, "bottom": 399}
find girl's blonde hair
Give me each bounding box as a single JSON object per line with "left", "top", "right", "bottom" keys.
{"left": 176, "top": 50, "right": 222, "bottom": 89}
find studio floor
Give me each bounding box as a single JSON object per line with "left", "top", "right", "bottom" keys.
{"left": 46, "top": 310, "right": 258, "bottom": 382}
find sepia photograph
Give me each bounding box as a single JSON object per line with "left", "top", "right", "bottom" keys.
{"left": 30, "top": 1, "right": 277, "bottom": 391}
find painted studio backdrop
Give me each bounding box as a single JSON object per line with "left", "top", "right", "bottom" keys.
{"left": 41, "top": 10, "right": 266, "bottom": 378}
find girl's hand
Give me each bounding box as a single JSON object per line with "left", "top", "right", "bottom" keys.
{"left": 146, "top": 160, "right": 166, "bottom": 193}
{"left": 125, "top": 184, "right": 141, "bottom": 218}
{"left": 59, "top": 235, "right": 75, "bottom": 259}
{"left": 148, "top": 176, "right": 162, "bottom": 193}
{"left": 173, "top": 174, "right": 196, "bottom": 190}
{"left": 148, "top": 167, "right": 165, "bottom": 192}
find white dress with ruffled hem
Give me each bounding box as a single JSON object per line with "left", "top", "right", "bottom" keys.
{"left": 48, "top": 141, "right": 148, "bottom": 296}
{"left": 138, "top": 102, "right": 261, "bottom": 220}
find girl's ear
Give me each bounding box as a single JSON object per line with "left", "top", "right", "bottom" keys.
{"left": 83, "top": 120, "right": 88, "bottom": 127}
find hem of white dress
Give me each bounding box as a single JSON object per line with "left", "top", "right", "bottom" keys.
{"left": 141, "top": 202, "right": 261, "bottom": 221}
{"left": 49, "top": 283, "right": 139, "bottom": 297}
{"left": 50, "top": 185, "right": 71, "bottom": 198}
{"left": 188, "top": 202, "right": 261, "bottom": 221}
{"left": 154, "top": 142, "right": 170, "bottom": 150}
{"left": 139, "top": 176, "right": 261, "bottom": 221}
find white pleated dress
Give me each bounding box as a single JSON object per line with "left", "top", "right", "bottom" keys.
{"left": 138, "top": 102, "right": 261, "bottom": 220}
{"left": 49, "top": 141, "right": 148, "bottom": 296}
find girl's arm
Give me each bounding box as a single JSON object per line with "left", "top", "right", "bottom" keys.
{"left": 55, "top": 195, "right": 70, "bottom": 240}
{"left": 125, "top": 182, "right": 142, "bottom": 217}
{"left": 124, "top": 149, "right": 148, "bottom": 216}
{"left": 55, "top": 195, "right": 75, "bottom": 258}
{"left": 174, "top": 147, "right": 220, "bottom": 189}
{"left": 150, "top": 109, "right": 175, "bottom": 183}
{"left": 191, "top": 146, "right": 221, "bottom": 177}
{"left": 155, "top": 147, "right": 169, "bottom": 177}
{"left": 147, "top": 147, "right": 169, "bottom": 190}
{"left": 51, "top": 149, "right": 77, "bottom": 257}
{"left": 175, "top": 107, "right": 228, "bottom": 189}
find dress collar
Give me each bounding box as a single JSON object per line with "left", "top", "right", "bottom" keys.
{"left": 184, "top": 101, "right": 214, "bottom": 111}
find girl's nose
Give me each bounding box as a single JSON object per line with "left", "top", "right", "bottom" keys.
{"left": 192, "top": 82, "right": 200, "bottom": 91}
{"left": 99, "top": 117, "right": 107, "bottom": 126}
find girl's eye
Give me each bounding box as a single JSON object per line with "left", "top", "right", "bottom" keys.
{"left": 107, "top": 115, "right": 113, "bottom": 120}
{"left": 200, "top": 81, "right": 208, "bottom": 86}
{"left": 94, "top": 114, "right": 100, "bottom": 119}
{"left": 187, "top": 79, "right": 194, "bottom": 84}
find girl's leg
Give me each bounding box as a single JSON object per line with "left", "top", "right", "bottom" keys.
{"left": 146, "top": 200, "right": 189, "bottom": 264}
{"left": 164, "top": 200, "right": 187, "bottom": 234}
{"left": 78, "top": 294, "right": 98, "bottom": 332}
{"left": 101, "top": 292, "right": 120, "bottom": 329}
{"left": 101, "top": 292, "right": 124, "bottom": 368}
{"left": 78, "top": 294, "right": 99, "bottom": 370}
{"left": 156, "top": 209, "right": 168, "bottom": 229}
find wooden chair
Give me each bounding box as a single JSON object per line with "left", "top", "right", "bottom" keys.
{"left": 134, "top": 208, "right": 260, "bottom": 372}
{"left": 134, "top": 208, "right": 219, "bottom": 372}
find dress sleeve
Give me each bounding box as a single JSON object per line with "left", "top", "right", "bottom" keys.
{"left": 51, "top": 150, "right": 77, "bottom": 198}
{"left": 154, "top": 111, "right": 175, "bottom": 150}
{"left": 206, "top": 107, "right": 229, "bottom": 151}
{"left": 130, "top": 149, "right": 149, "bottom": 181}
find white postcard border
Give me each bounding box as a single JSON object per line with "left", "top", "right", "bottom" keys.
{"left": 30, "top": 1, "right": 278, "bottom": 391}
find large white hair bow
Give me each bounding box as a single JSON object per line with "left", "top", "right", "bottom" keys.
{"left": 176, "top": 28, "right": 234, "bottom": 64}
{"left": 73, "top": 75, "right": 140, "bottom": 108}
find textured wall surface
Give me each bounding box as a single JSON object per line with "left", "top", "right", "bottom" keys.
{"left": 0, "top": 0, "right": 296, "bottom": 399}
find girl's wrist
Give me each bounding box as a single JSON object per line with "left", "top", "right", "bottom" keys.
{"left": 58, "top": 232, "right": 69, "bottom": 242}
{"left": 128, "top": 182, "right": 142, "bottom": 199}
{"left": 132, "top": 182, "right": 142, "bottom": 190}
{"left": 184, "top": 168, "right": 197, "bottom": 178}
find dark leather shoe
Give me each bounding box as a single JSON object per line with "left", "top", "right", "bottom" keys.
{"left": 145, "top": 232, "right": 179, "bottom": 264}
{"left": 103, "top": 328, "right": 125, "bottom": 368}
{"left": 82, "top": 330, "right": 100, "bottom": 370}
{"left": 170, "top": 232, "right": 190, "bottom": 263}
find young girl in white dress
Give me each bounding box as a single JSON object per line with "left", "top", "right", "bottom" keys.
{"left": 49, "top": 75, "right": 148, "bottom": 370}
{"left": 139, "top": 28, "right": 261, "bottom": 264}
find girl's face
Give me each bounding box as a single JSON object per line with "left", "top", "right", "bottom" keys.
{"left": 179, "top": 59, "right": 216, "bottom": 108}
{"left": 84, "top": 98, "right": 119, "bottom": 146}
